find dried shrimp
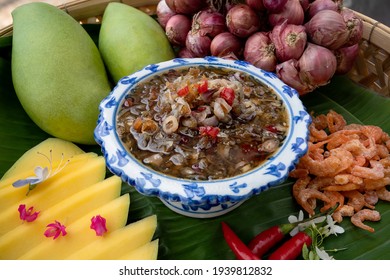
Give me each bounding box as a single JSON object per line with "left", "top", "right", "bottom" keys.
{"left": 290, "top": 110, "right": 390, "bottom": 232}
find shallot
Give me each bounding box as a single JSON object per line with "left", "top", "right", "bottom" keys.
{"left": 192, "top": 9, "right": 227, "bottom": 38}
{"left": 334, "top": 44, "right": 359, "bottom": 75}
{"left": 156, "top": 0, "right": 176, "bottom": 28}
{"left": 276, "top": 59, "right": 309, "bottom": 94}
{"left": 244, "top": 32, "right": 277, "bottom": 72}
{"left": 305, "top": 10, "right": 349, "bottom": 49}
{"left": 341, "top": 9, "right": 363, "bottom": 47}
{"left": 307, "top": 0, "right": 339, "bottom": 18}
{"left": 165, "top": 0, "right": 205, "bottom": 14}
{"left": 165, "top": 14, "right": 192, "bottom": 46}
{"left": 269, "top": 0, "right": 305, "bottom": 27}
{"left": 246, "top": 0, "right": 265, "bottom": 11}
{"left": 298, "top": 43, "right": 337, "bottom": 90}
{"left": 270, "top": 21, "right": 307, "bottom": 62}
{"left": 226, "top": 4, "right": 261, "bottom": 38}
{"left": 178, "top": 48, "right": 196, "bottom": 58}
{"left": 263, "top": 0, "right": 288, "bottom": 13}
{"left": 210, "top": 32, "right": 243, "bottom": 58}
{"left": 186, "top": 30, "right": 212, "bottom": 57}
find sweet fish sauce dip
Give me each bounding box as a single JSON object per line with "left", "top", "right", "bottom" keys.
{"left": 117, "top": 67, "right": 289, "bottom": 180}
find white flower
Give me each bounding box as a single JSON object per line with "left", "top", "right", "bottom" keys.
{"left": 288, "top": 210, "right": 304, "bottom": 236}
{"left": 288, "top": 211, "right": 327, "bottom": 237}
{"left": 324, "top": 215, "right": 345, "bottom": 237}
{"left": 315, "top": 246, "right": 335, "bottom": 260}
{"left": 12, "top": 166, "right": 49, "bottom": 188}
{"left": 12, "top": 151, "right": 69, "bottom": 195}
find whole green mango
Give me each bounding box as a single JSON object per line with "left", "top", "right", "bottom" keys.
{"left": 99, "top": 3, "right": 175, "bottom": 83}
{"left": 11, "top": 2, "right": 111, "bottom": 145}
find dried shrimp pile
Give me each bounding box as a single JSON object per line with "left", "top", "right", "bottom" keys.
{"left": 290, "top": 110, "right": 390, "bottom": 232}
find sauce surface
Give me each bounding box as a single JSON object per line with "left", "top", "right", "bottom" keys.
{"left": 117, "top": 66, "right": 288, "bottom": 180}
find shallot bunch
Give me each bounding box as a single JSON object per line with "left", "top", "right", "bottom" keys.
{"left": 156, "top": 0, "right": 363, "bottom": 95}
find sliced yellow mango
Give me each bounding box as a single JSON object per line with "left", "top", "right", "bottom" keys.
{"left": 66, "top": 215, "right": 157, "bottom": 260}
{"left": 18, "top": 194, "right": 130, "bottom": 260}
{"left": 118, "top": 239, "right": 159, "bottom": 260}
{"left": 0, "top": 152, "right": 97, "bottom": 190}
{"left": 0, "top": 175, "right": 122, "bottom": 259}
{"left": 0, "top": 156, "right": 106, "bottom": 234}
{"left": 1, "top": 138, "right": 84, "bottom": 180}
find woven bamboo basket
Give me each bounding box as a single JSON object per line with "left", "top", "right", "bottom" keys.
{"left": 1, "top": 0, "right": 389, "bottom": 97}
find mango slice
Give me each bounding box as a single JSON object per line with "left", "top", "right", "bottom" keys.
{"left": 0, "top": 156, "right": 106, "bottom": 234}
{"left": 118, "top": 239, "right": 159, "bottom": 260}
{"left": 18, "top": 194, "right": 130, "bottom": 260}
{"left": 0, "top": 152, "right": 97, "bottom": 190}
{"left": 0, "top": 175, "right": 122, "bottom": 259}
{"left": 1, "top": 138, "right": 84, "bottom": 180}
{"left": 66, "top": 215, "right": 157, "bottom": 260}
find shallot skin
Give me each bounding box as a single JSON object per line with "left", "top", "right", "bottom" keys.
{"left": 156, "top": 0, "right": 176, "bottom": 28}
{"left": 270, "top": 21, "right": 307, "bottom": 62}
{"left": 244, "top": 32, "right": 277, "bottom": 72}
{"left": 307, "top": 0, "right": 339, "bottom": 19}
{"left": 165, "top": 14, "right": 192, "bottom": 46}
{"left": 192, "top": 9, "right": 227, "bottom": 38}
{"left": 226, "top": 4, "right": 261, "bottom": 38}
{"left": 186, "top": 31, "right": 212, "bottom": 57}
{"left": 211, "top": 32, "right": 243, "bottom": 58}
{"left": 305, "top": 10, "right": 349, "bottom": 50}
{"left": 165, "top": 0, "right": 205, "bottom": 14}
{"left": 268, "top": 0, "right": 305, "bottom": 27}
{"left": 334, "top": 44, "right": 359, "bottom": 75}
{"left": 341, "top": 9, "right": 363, "bottom": 47}
{"left": 299, "top": 43, "right": 337, "bottom": 92}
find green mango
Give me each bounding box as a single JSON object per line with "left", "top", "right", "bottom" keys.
{"left": 99, "top": 3, "right": 175, "bottom": 83}
{"left": 11, "top": 2, "right": 111, "bottom": 145}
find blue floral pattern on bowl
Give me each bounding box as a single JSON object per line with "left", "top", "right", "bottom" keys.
{"left": 94, "top": 57, "right": 311, "bottom": 218}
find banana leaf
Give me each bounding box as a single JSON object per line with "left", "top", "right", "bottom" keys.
{"left": 0, "top": 29, "right": 389, "bottom": 260}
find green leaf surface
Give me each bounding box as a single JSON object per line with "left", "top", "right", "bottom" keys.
{"left": 0, "top": 32, "right": 389, "bottom": 260}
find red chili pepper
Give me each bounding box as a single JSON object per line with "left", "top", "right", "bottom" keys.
{"left": 248, "top": 223, "right": 296, "bottom": 258}
{"left": 249, "top": 204, "right": 339, "bottom": 259}
{"left": 265, "top": 125, "right": 278, "bottom": 133}
{"left": 221, "top": 222, "right": 260, "bottom": 260}
{"left": 197, "top": 80, "right": 208, "bottom": 93}
{"left": 177, "top": 85, "right": 189, "bottom": 97}
{"left": 268, "top": 231, "right": 313, "bottom": 260}
{"left": 199, "top": 126, "right": 220, "bottom": 139}
{"left": 220, "top": 87, "right": 235, "bottom": 106}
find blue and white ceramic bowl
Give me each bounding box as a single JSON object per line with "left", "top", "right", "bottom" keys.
{"left": 94, "top": 57, "right": 311, "bottom": 218}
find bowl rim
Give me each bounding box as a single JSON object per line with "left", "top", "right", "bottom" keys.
{"left": 94, "top": 56, "right": 311, "bottom": 206}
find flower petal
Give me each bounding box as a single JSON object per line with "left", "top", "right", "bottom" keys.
{"left": 12, "top": 177, "right": 41, "bottom": 188}
{"left": 315, "top": 246, "right": 334, "bottom": 260}
{"left": 44, "top": 220, "right": 67, "bottom": 240}
{"left": 90, "top": 215, "right": 108, "bottom": 236}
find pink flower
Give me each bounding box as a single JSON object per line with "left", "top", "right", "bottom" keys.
{"left": 18, "top": 204, "right": 40, "bottom": 222}
{"left": 44, "top": 221, "right": 67, "bottom": 240}
{"left": 90, "top": 215, "right": 107, "bottom": 236}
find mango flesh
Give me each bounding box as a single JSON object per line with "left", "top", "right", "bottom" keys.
{"left": 0, "top": 175, "right": 122, "bottom": 259}
{"left": 0, "top": 156, "right": 106, "bottom": 234}
{"left": 11, "top": 2, "right": 112, "bottom": 145}
{"left": 18, "top": 194, "right": 130, "bottom": 260}
{"left": 66, "top": 215, "right": 157, "bottom": 260}
{"left": 0, "top": 155, "right": 104, "bottom": 214}
{"left": 0, "top": 138, "right": 158, "bottom": 259}
{"left": 1, "top": 138, "right": 84, "bottom": 180}
{"left": 98, "top": 2, "right": 175, "bottom": 83}
{"left": 118, "top": 239, "right": 159, "bottom": 260}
